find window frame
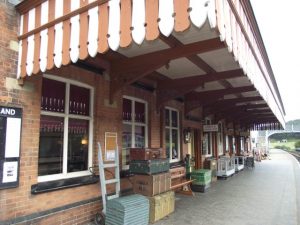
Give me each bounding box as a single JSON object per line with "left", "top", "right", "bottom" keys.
{"left": 165, "top": 107, "right": 180, "bottom": 163}
{"left": 202, "top": 118, "right": 213, "bottom": 157}
{"left": 240, "top": 137, "right": 244, "bottom": 151}
{"left": 38, "top": 74, "right": 94, "bottom": 183}
{"left": 217, "top": 122, "right": 224, "bottom": 155}
{"left": 122, "top": 96, "right": 148, "bottom": 170}
{"left": 225, "top": 135, "right": 229, "bottom": 152}
{"left": 232, "top": 136, "right": 236, "bottom": 154}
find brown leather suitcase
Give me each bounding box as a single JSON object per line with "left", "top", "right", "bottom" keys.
{"left": 132, "top": 172, "right": 171, "bottom": 196}
{"left": 130, "top": 148, "right": 163, "bottom": 160}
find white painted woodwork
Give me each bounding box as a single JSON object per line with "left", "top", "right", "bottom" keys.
{"left": 39, "top": 1, "right": 49, "bottom": 72}
{"left": 158, "top": 0, "right": 174, "bottom": 37}
{"left": 88, "top": 4, "right": 98, "bottom": 57}
{"left": 108, "top": 0, "right": 120, "bottom": 51}
{"left": 224, "top": 1, "right": 233, "bottom": 52}
{"left": 230, "top": 11, "right": 238, "bottom": 61}
{"left": 208, "top": 0, "right": 217, "bottom": 28}
{"left": 26, "top": 8, "right": 36, "bottom": 76}
{"left": 190, "top": 0, "right": 208, "bottom": 28}
{"left": 17, "top": 15, "right": 24, "bottom": 78}
{"left": 132, "top": 0, "right": 146, "bottom": 45}
{"left": 216, "top": 0, "right": 226, "bottom": 41}
{"left": 54, "top": 0, "right": 63, "bottom": 68}
{"left": 70, "top": 0, "right": 80, "bottom": 63}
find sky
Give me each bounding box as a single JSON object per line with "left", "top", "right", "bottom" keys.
{"left": 250, "top": 0, "right": 300, "bottom": 122}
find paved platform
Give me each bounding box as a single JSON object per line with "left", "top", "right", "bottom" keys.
{"left": 155, "top": 149, "right": 300, "bottom": 225}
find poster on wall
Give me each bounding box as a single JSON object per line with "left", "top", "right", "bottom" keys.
{"left": 5, "top": 118, "right": 21, "bottom": 158}
{"left": 0, "top": 106, "right": 22, "bottom": 190}
{"left": 2, "top": 161, "right": 18, "bottom": 183}
{"left": 105, "top": 132, "right": 117, "bottom": 161}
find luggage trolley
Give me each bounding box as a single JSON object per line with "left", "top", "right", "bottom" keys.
{"left": 95, "top": 142, "right": 120, "bottom": 225}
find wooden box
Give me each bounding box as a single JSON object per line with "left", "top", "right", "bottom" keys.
{"left": 133, "top": 172, "right": 171, "bottom": 196}
{"left": 148, "top": 191, "right": 175, "bottom": 223}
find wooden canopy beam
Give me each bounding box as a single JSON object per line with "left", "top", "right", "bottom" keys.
{"left": 160, "top": 35, "right": 242, "bottom": 99}
{"left": 219, "top": 103, "right": 268, "bottom": 115}
{"left": 216, "top": 108, "right": 272, "bottom": 122}
{"left": 157, "top": 69, "right": 244, "bottom": 107}
{"left": 109, "top": 37, "right": 224, "bottom": 102}
{"left": 203, "top": 96, "right": 264, "bottom": 116}
{"left": 185, "top": 86, "right": 255, "bottom": 102}
{"left": 159, "top": 34, "right": 216, "bottom": 74}
{"left": 239, "top": 116, "right": 277, "bottom": 124}
{"left": 207, "top": 96, "right": 263, "bottom": 108}
{"left": 184, "top": 86, "right": 256, "bottom": 114}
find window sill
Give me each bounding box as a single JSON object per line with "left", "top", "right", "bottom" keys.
{"left": 31, "top": 175, "right": 98, "bottom": 194}
{"left": 170, "top": 161, "right": 184, "bottom": 168}
{"left": 120, "top": 169, "right": 135, "bottom": 178}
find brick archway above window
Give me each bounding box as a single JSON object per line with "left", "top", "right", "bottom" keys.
{"left": 16, "top": 0, "right": 216, "bottom": 78}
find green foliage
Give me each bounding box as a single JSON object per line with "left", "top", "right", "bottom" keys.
{"left": 295, "top": 141, "right": 300, "bottom": 148}
{"left": 274, "top": 145, "right": 291, "bottom": 151}
{"left": 269, "top": 132, "right": 300, "bottom": 141}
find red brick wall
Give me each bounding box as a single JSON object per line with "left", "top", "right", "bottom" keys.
{"left": 17, "top": 200, "right": 101, "bottom": 225}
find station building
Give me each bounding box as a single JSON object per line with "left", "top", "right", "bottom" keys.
{"left": 0, "top": 0, "right": 285, "bottom": 224}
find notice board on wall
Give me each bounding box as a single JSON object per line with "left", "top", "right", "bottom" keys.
{"left": 105, "top": 132, "right": 117, "bottom": 161}
{"left": 0, "top": 106, "right": 22, "bottom": 190}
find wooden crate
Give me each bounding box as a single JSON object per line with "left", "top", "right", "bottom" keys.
{"left": 148, "top": 191, "right": 175, "bottom": 223}
{"left": 133, "top": 172, "right": 171, "bottom": 196}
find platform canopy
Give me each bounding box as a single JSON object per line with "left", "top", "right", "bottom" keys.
{"left": 16, "top": 0, "right": 285, "bottom": 130}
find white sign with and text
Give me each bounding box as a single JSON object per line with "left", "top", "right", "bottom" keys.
{"left": 203, "top": 124, "right": 219, "bottom": 132}
{"left": 2, "top": 161, "right": 18, "bottom": 183}
{"left": 5, "top": 118, "right": 21, "bottom": 158}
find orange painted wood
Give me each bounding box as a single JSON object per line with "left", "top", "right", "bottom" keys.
{"left": 145, "top": 0, "right": 159, "bottom": 41}
{"left": 33, "top": 5, "right": 41, "bottom": 74}
{"left": 98, "top": 2, "right": 109, "bottom": 53}
{"left": 20, "top": 13, "right": 29, "bottom": 77}
{"left": 79, "top": 0, "right": 89, "bottom": 60}
{"left": 174, "top": 0, "right": 190, "bottom": 32}
{"left": 62, "top": 0, "right": 71, "bottom": 66}
{"left": 120, "top": 0, "right": 132, "bottom": 48}
{"left": 46, "top": 0, "right": 56, "bottom": 70}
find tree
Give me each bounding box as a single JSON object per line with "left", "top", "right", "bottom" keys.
{"left": 295, "top": 141, "right": 300, "bottom": 149}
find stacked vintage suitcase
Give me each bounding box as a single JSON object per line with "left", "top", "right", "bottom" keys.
{"left": 129, "top": 148, "right": 175, "bottom": 223}
{"left": 190, "top": 169, "right": 212, "bottom": 193}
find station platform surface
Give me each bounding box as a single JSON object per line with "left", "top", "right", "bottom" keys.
{"left": 155, "top": 149, "right": 300, "bottom": 225}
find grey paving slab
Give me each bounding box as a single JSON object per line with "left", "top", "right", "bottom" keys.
{"left": 87, "top": 149, "right": 300, "bottom": 225}
{"left": 155, "top": 149, "right": 300, "bottom": 225}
